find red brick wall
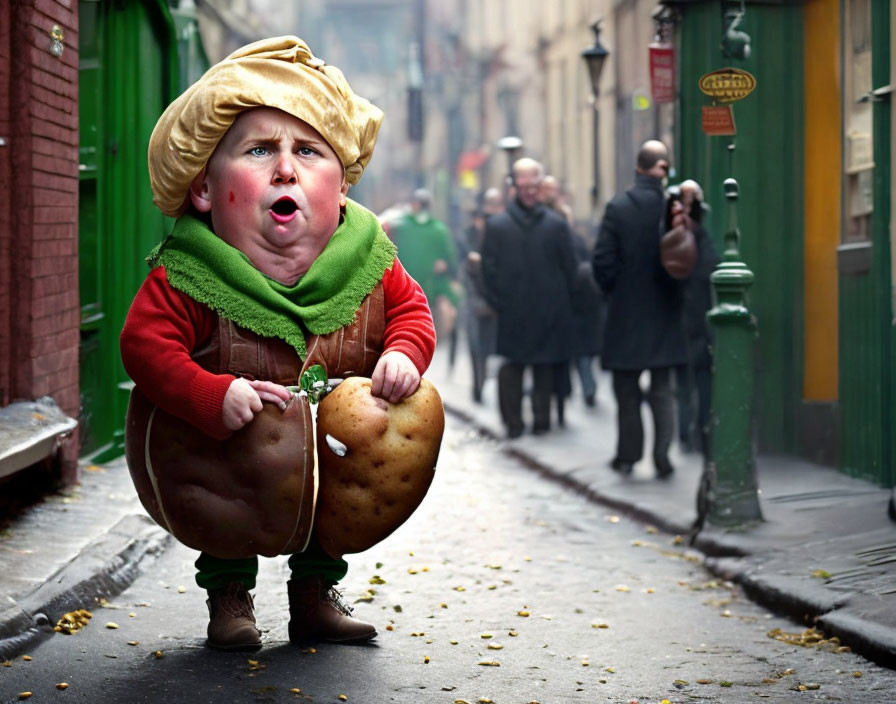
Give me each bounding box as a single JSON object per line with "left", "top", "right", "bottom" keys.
{"left": 6, "top": 0, "right": 80, "bottom": 479}
{"left": 0, "top": 5, "right": 11, "bottom": 408}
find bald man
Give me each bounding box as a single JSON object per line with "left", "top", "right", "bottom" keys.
{"left": 592, "top": 140, "right": 688, "bottom": 479}
{"left": 481, "top": 158, "right": 578, "bottom": 437}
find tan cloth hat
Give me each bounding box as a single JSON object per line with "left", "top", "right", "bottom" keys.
{"left": 148, "top": 36, "right": 383, "bottom": 217}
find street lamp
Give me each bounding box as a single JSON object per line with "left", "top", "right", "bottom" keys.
{"left": 581, "top": 20, "right": 610, "bottom": 215}
{"left": 496, "top": 135, "right": 523, "bottom": 199}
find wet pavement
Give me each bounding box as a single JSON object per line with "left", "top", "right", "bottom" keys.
{"left": 427, "top": 344, "right": 896, "bottom": 669}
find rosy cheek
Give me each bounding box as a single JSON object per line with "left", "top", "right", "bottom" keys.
{"left": 229, "top": 191, "right": 235, "bottom": 204}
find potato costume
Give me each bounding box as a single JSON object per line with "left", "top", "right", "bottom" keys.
{"left": 125, "top": 285, "right": 444, "bottom": 560}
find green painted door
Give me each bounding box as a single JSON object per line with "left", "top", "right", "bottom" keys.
{"left": 78, "top": 0, "right": 179, "bottom": 460}
{"left": 675, "top": 1, "right": 805, "bottom": 455}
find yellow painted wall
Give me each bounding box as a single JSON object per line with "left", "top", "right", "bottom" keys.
{"left": 803, "top": 0, "right": 841, "bottom": 401}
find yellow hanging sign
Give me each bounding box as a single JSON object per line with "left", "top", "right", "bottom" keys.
{"left": 698, "top": 68, "right": 757, "bottom": 104}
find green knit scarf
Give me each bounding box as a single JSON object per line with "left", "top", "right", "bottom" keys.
{"left": 147, "top": 198, "right": 396, "bottom": 358}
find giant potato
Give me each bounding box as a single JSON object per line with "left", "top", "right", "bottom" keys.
{"left": 313, "top": 377, "right": 444, "bottom": 557}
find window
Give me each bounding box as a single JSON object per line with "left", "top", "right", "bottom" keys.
{"left": 842, "top": 0, "right": 873, "bottom": 242}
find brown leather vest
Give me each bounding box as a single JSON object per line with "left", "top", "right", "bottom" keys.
{"left": 191, "top": 281, "right": 386, "bottom": 383}
{"left": 125, "top": 283, "right": 386, "bottom": 559}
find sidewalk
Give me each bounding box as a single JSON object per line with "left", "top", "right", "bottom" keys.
{"left": 0, "top": 456, "right": 169, "bottom": 660}
{"left": 0, "top": 345, "right": 894, "bottom": 668}
{"left": 426, "top": 344, "right": 896, "bottom": 669}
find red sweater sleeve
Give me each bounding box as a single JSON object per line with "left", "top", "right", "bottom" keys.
{"left": 381, "top": 257, "right": 436, "bottom": 374}
{"left": 120, "top": 267, "right": 234, "bottom": 439}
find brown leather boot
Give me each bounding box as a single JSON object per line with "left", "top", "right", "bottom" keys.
{"left": 287, "top": 577, "right": 377, "bottom": 644}
{"left": 206, "top": 582, "right": 262, "bottom": 651}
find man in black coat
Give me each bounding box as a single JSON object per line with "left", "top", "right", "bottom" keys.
{"left": 592, "top": 140, "right": 688, "bottom": 478}
{"left": 482, "top": 158, "right": 578, "bottom": 438}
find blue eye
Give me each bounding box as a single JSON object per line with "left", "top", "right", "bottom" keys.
{"left": 297, "top": 146, "right": 318, "bottom": 156}
{"left": 249, "top": 146, "right": 269, "bottom": 157}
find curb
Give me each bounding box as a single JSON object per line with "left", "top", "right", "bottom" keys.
{"left": 0, "top": 514, "right": 171, "bottom": 660}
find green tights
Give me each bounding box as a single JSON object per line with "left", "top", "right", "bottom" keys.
{"left": 195, "top": 539, "right": 348, "bottom": 591}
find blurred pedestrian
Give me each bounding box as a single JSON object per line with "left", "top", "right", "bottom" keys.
{"left": 540, "top": 175, "right": 603, "bottom": 415}
{"left": 592, "top": 140, "right": 697, "bottom": 478}
{"left": 482, "top": 158, "right": 578, "bottom": 437}
{"left": 539, "top": 175, "right": 574, "bottom": 225}
{"left": 673, "top": 179, "right": 719, "bottom": 456}
{"left": 389, "top": 189, "right": 459, "bottom": 344}
{"left": 457, "top": 187, "right": 503, "bottom": 403}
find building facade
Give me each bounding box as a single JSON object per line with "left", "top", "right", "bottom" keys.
{"left": 0, "top": 1, "right": 81, "bottom": 482}
{"left": 669, "top": 0, "right": 893, "bottom": 486}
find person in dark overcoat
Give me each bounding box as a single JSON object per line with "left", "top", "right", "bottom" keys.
{"left": 592, "top": 140, "right": 688, "bottom": 478}
{"left": 540, "top": 175, "right": 603, "bottom": 420}
{"left": 674, "top": 179, "right": 719, "bottom": 456}
{"left": 457, "top": 187, "right": 504, "bottom": 403}
{"left": 482, "top": 158, "right": 578, "bottom": 438}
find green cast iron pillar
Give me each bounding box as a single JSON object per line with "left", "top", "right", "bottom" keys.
{"left": 706, "top": 177, "right": 763, "bottom": 527}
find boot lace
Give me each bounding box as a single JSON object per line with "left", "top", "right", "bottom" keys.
{"left": 322, "top": 585, "right": 354, "bottom": 617}
{"left": 213, "top": 582, "right": 255, "bottom": 619}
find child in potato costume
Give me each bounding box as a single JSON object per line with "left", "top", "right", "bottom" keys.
{"left": 120, "top": 36, "right": 441, "bottom": 651}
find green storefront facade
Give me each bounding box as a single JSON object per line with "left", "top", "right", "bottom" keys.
{"left": 667, "top": 0, "right": 893, "bottom": 487}
{"left": 78, "top": 1, "right": 207, "bottom": 461}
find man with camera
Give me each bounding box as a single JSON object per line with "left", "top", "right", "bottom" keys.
{"left": 592, "top": 140, "right": 696, "bottom": 479}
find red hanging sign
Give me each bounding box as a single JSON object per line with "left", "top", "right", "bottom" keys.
{"left": 649, "top": 43, "right": 676, "bottom": 104}
{"left": 701, "top": 105, "right": 737, "bottom": 136}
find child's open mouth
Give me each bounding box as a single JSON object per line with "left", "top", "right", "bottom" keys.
{"left": 270, "top": 196, "right": 298, "bottom": 223}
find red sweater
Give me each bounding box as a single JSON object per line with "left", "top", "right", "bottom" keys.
{"left": 121, "top": 258, "right": 435, "bottom": 439}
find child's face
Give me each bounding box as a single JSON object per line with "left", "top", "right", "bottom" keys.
{"left": 191, "top": 107, "right": 348, "bottom": 276}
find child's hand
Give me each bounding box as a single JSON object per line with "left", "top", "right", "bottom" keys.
{"left": 370, "top": 351, "right": 421, "bottom": 403}
{"left": 222, "top": 378, "right": 294, "bottom": 431}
